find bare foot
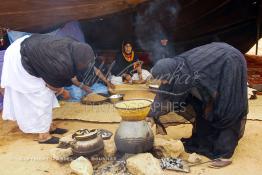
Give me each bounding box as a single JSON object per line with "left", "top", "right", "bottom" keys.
{"left": 38, "top": 132, "right": 52, "bottom": 142}
{"left": 49, "top": 123, "right": 57, "bottom": 132}
{"left": 38, "top": 133, "right": 59, "bottom": 144}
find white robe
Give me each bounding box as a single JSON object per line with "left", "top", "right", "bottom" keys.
{"left": 131, "top": 69, "right": 152, "bottom": 81}
{"left": 1, "top": 36, "right": 59, "bottom": 133}
{"left": 110, "top": 69, "right": 152, "bottom": 85}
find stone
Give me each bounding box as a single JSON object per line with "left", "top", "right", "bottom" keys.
{"left": 94, "top": 160, "right": 130, "bottom": 175}
{"left": 58, "top": 133, "right": 74, "bottom": 148}
{"left": 49, "top": 147, "right": 73, "bottom": 163}
{"left": 70, "top": 156, "right": 93, "bottom": 175}
{"left": 103, "top": 139, "right": 117, "bottom": 158}
{"left": 187, "top": 153, "right": 202, "bottom": 163}
{"left": 152, "top": 136, "right": 184, "bottom": 158}
{"left": 126, "top": 153, "right": 163, "bottom": 175}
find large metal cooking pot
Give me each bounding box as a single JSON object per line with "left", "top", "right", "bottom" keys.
{"left": 114, "top": 120, "right": 154, "bottom": 154}
{"left": 71, "top": 129, "right": 104, "bottom": 157}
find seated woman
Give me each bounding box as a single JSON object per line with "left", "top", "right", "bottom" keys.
{"left": 147, "top": 42, "right": 248, "bottom": 167}
{"left": 111, "top": 40, "right": 149, "bottom": 84}
{"left": 62, "top": 56, "right": 115, "bottom": 102}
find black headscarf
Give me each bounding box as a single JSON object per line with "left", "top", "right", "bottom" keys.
{"left": 111, "top": 39, "right": 139, "bottom": 76}
{"left": 151, "top": 57, "right": 194, "bottom": 97}
{"left": 21, "top": 34, "right": 95, "bottom": 87}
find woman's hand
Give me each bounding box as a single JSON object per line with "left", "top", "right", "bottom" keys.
{"left": 134, "top": 61, "right": 140, "bottom": 69}
{"left": 107, "top": 81, "right": 115, "bottom": 89}
{"left": 122, "top": 74, "right": 132, "bottom": 83}
{"left": 135, "top": 62, "right": 143, "bottom": 81}
{"left": 55, "top": 87, "right": 65, "bottom": 96}
{"left": 61, "top": 90, "right": 70, "bottom": 100}
{"left": 106, "top": 81, "right": 115, "bottom": 94}
{"left": 46, "top": 84, "right": 64, "bottom": 95}
{"left": 71, "top": 76, "right": 93, "bottom": 94}
{"left": 82, "top": 85, "right": 93, "bottom": 94}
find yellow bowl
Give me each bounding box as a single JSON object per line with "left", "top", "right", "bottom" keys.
{"left": 114, "top": 99, "right": 152, "bottom": 121}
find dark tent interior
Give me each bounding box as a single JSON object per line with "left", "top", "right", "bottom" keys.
{"left": 0, "top": 0, "right": 262, "bottom": 60}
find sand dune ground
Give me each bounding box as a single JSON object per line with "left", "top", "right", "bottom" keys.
{"left": 0, "top": 96, "right": 262, "bottom": 175}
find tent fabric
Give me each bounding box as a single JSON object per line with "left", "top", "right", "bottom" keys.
{"left": 7, "top": 31, "right": 32, "bottom": 44}
{"left": 76, "top": 0, "right": 262, "bottom": 53}
{"left": 134, "top": 0, "right": 262, "bottom": 54}
{"left": 0, "top": 0, "right": 147, "bottom": 32}
{"left": 7, "top": 21, "right": 84, "bottom": 44}
{"left": 0, "top": 0, "right": 261, "bottom": 53}
{"left": 55, "top": 21, "right": 85, "bottom": 43}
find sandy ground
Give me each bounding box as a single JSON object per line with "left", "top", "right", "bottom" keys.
{"left": 0, "top": 83, "right": 261, "bottom": 175}
{"left": 0, "top": 106, "right": 262, "bottom": 175}
{"left": 0, "top": 89, "right": 262, "bottom": 175}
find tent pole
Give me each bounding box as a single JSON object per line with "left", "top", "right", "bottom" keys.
{"left": 256, "top": 0, "right": 262, "bottom": 55}
{"left": 256, "top": 23, "right": 259, "bottom": 55}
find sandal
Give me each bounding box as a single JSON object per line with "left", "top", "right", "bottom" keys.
{"left": 38, "top": 136, "right": 60, "bottom": 144}
{"left": 50, "top": 128, "right": 68, "bottom": 135}
{"left": 208, "top": 158, "right": 232, "bottom": 168}
{"left": 97, "top": 129, "right": 113, "bottom": 140}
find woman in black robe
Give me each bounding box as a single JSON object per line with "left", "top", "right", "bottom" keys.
{"left": 148, "top": 42, "right": 248, "bottom": 167}
{"left": 111, "top": 40, "right": 143, "bottom": 83}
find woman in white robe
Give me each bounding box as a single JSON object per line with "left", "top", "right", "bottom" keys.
{"left": 1, "top": 34, "right": 95, "bottom": 144}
